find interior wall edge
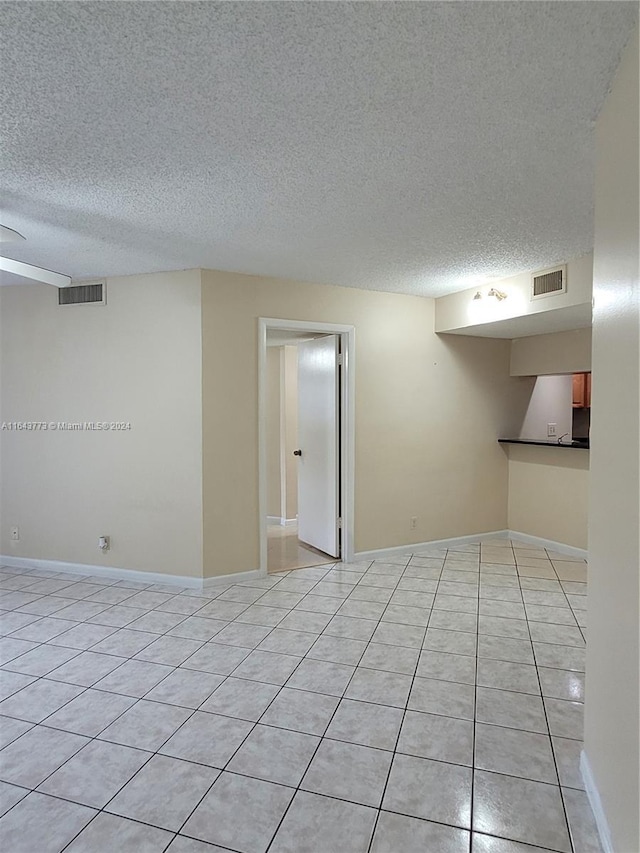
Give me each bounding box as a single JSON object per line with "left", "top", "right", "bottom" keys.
{"left": 580, "top": 750, "right": 614, "bottom": 853}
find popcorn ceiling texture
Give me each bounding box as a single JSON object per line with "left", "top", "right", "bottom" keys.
{"left": 0, "top": 1, "right": 637, "bottom": 296}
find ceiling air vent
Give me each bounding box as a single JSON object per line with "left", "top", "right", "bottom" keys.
{"left": 531, "top": 265, "right": 566, "bottom": 300}
{"left": 58, "top": 280, "right": 106, "bottom": 306}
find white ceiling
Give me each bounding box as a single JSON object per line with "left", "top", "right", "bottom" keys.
{"left": 0, "top": 2, "right": 637, "bottom": 296}
{"left": 442, "top": 303, "right": 593, "bottom": 339}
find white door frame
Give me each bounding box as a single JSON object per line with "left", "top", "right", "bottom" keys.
{"left": 258, "top": 317, "right": 356, "bottom": 573}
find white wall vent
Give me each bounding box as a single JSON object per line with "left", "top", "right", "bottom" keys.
{"left": 531, "top": 265, "right": 566, "bottom": 300}
{"left": 58, "top": 280, "right": 106, "bottom": 306}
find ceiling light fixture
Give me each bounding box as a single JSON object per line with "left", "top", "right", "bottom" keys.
{"left": 487, "top": 287, "right": 508, "bottom": 301}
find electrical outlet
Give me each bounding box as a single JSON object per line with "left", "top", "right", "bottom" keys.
{"left": 547, "top": 423, "right": 557, "bottom": 437}
{"left": 98, "top": 536, "right": 110, "bottom": 552}
{"left": 10, "top": 526, "right": 19, "bottom": 541}
{"left": 410, "top": 516, "right": 417, "bottom": 530}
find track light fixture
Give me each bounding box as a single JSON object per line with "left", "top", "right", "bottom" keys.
{"left": 487, "top": 287, "right": 508, "bottom": 301}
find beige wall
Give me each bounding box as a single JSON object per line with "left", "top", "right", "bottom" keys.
{"left": 282, "top": 345, "right": 298, "bottom": 521}
{"left": 201, "top": 269, "right": 522, "bottom": 577}
{"left": 584, "top": 26, "right": 639, "bottom": 853}
{"left": 0, "top": 270, "right": 203, "bottom": 577}
{"left": 519, "top": 375, "right": 573, "bottom": 442}
{"left": 510, "top": 328, "right": 592, "bottom": 376}
{"left": 265, "top": 347, "right": 282, "bottom": 517}
{"left": 505, "top": 445, "right": 589, "bottom": 550}
{"left": 435, "top": 253, "right": 593, "bottom": 334}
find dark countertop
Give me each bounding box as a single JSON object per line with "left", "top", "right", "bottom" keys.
{"left": 499, "top": 438, "right": 590, "bottom": 449}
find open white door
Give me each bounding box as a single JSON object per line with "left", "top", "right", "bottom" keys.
{"left": 296, "top": 335, "right": 340, "bottom": 557}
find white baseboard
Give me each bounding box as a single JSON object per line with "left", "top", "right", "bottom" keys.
{"left": 203, "top": 568, "right": 265, "bottom": 590}
{"left": 354, "top": 529, "right": 587, "bottom": 562}
{"left": 266, "top": 516, "right": 297, "bottom": 527}
{"left": 580, "top": 751, "right": 613, "bottom": 853}
{"left": 506, "top": 530, "right": 588, "bottom": 560}
{"left": 354, "top": 530, "right": 510, "bottom": 561}
{"left": 1, "top": 527, "right": 586, "bottom": 593}
{"left": 0, "top": 554, "right": 203, "bottom": 589}
{"left": 0, "top": 555, "right": 268, "bottom": 592}
{"left": 266, "top": 516, "right": 281, "bottom": 525}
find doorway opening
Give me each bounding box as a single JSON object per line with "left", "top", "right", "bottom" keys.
{"left": 258, "top": 319, "right": 355, "bottom": 575}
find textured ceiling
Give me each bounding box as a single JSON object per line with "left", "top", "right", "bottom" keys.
{"left": 0, "top": 1, "right": 637, "bottom": 296}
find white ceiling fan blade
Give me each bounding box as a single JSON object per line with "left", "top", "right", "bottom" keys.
{"left": 0, "top": 256, "right": 71, "bottom": 287}
{"left": 0, "top": 224, "right": 26, "bottom": 243}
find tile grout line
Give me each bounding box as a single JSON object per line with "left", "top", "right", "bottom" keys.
{"left": 364, "top": 548, "right": 449, "bottom": 853}
{"left": 261, "top": 551, "right": 412, "bottom": 853}
{"left": 525, "top": 548, "right": 576, "bottom": 853}
{"left": 468, "top": 540, "right": 486, "bottom": 852}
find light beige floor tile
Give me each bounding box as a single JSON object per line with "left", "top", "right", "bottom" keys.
{"left": 269, "top": 790, "right": 376, "bottom": 853}
{"left": 98, "top": 698, "right": 192, "bottom": 750}
{"left": 397, "top": 710, "right": 473, "bottom": 766}
{"left": 259, "top": 687, "right": 339, "bottom": 735}
{"left": 38, "top": 739, "right": 150, "bottom": 807}
{"left": 182, "top": 771, "right": 294, "bottom": 853}
{"left": 0, "top": 677, "right": 85, "bottom": 723}
{"left": 323, "top": 615, "right": 378, "bottom": 641}
{"left": 232, "top": 649, "right": 302, "bottom": 685}
{"left": 473, "top": 771, "right": 571, "bottom": 852}
{"left": 474, "top": 723, "right": 557, "bottom": 783}
{"left": 552, "top": 562, "right": 588, "bottom": 582}
{"left": 372, "top": 812, "right": 469, "bottom": 852}
{"left": 383, "top": 753, "right": 472, "bottom": 828}
{"left": 144, "top": 668, "right": 224, "bottom": 709}
{"left": 65, "top": 812, "right": 172, "bottom": 852}
{"left": 371, "top": 621, "right": 426, "bottom": 648}
{"left": 0, "top": 725, "right": 89, "bottom": 788}
{"left": 0, "top": 780, "right": 29, "bottom": 818}
{"left": 408, "top": 677, "right": 475, "bottom": 720}
{"left": 94, "top": 659, "right": 174, "bottom": 697}
{"left": 107, "top": 754, "right": 220, "bottom": 830}
{"left": 475, "top": 688, "right": 548, "bottom": 734}
{"left": 417, "top": 650, "right": 476, "bottom": 684}
{"left": 553, "top": 737, "right": 585, "bottom": 790}
{"left": 345, "top": 667, "right": 412, "bottom": 708}
{"left": 302, "top": 739, "right": 392, "bottom": 807}
{"left": 286, "top": 657, "right": 354, "bottom": 695}
{"left": 325, "top": 698, "right": 403, "bottom": 751}
{"left": 306, "top": 634, "right": 366, "bottom": 665}
{"left": 200, "top": 677, "right": 280, "bottom": 720}
{"left": 424, "top": 627, "right": 477, "bottom": 656}
{"left": 477, "top": 635, "right": 533, "bottom": 665}
{"left": 360, "top": 642, "right": 419, "bottom": 675}
{"left": 562, "top": 787, "right": 604, "bottom": 853}
{"left": 472, "top": 834, "right": 553, "bottom": 853}
{"left": 533, "top": 642, "right": 585, "bottom": 672}
{"left": 228, "top": 724, "right": 319, "bottom": 786}
{"left": 0, "top": 792, "right": 96, "bottom": 853}
{"left": 538, "top": 667, "right": 584, "bottom": 701}
{"left": 544, "top": 698, "right": 584, "bottom": 740}
{"left": 43, "top": 688, "right": 136, "bottom": 736}
{"left": 159, "top": 711, "right": 253, "bottom": 767}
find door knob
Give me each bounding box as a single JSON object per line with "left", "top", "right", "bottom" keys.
{"left": 293, "top": 449, "right": 302, "bottom": 456}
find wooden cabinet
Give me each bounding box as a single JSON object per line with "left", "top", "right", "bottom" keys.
{"left": 572, "top": 373, "right": 591, "bottom": 408}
